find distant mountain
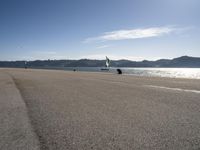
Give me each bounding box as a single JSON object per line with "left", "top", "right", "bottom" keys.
{"left": 167, "top": 56, "right": 200, "bottom": 67}
{"left": 0, "top": 56, "right": 200, "bottom": 68}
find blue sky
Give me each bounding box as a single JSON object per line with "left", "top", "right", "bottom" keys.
{"left": 0, "top": 0, "right": 200, "bottom": 61}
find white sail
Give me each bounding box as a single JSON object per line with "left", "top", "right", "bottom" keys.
{"left": 106, "top": 56, "right": 110, "bottom": 67}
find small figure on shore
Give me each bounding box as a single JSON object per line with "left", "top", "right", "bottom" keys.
{"left": 117, "top": 69, "right": 122, "bottom": 74}
{"left": 73, "top": 69, "right": 76, "bottom": 72}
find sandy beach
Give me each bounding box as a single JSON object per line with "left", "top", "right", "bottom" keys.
{"left": 0, "top": 68, "right": 200, "bottom": 150}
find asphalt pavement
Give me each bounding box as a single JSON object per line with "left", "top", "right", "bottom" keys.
{"left": 1, "top": 68, "right": 200, "bottom": 150}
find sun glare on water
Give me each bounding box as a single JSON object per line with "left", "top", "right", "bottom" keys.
{"left": 123, "top": 68, "right": 200, "bottom": 79}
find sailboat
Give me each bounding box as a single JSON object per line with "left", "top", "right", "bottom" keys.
{"left": 101, "top": 56, "right": 110, "bottom": 71}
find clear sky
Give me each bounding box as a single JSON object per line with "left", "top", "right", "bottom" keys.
{"left": 0, "top": 0, "right": 200, "bottom": 61}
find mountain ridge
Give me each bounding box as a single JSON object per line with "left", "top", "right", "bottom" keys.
{"left": 0, "top": 56, "right": 200, "bottom": 68}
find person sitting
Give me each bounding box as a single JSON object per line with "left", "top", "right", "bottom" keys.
{"left": 117, "top": 69, "right": 122, "bottom": 74}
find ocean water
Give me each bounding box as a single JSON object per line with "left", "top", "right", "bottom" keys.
{"left": 37, "top": 67, "right": 200, "bottom": 79}
{"left": 120, "top": 68, "right": 200, "bottom": 79}
{"left": 63, "top": 67, "right": 200, "bottom": 79}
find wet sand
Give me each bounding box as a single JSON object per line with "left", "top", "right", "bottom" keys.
{"left": 1, "top": 68, "right": 200, "bottom": 150}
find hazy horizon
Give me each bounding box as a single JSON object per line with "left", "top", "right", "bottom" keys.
{"left": 0, "top": 55, "right": 198, "bottom": 62}
{"left": 0, "top": 0, "right": 200, "bottom": 61}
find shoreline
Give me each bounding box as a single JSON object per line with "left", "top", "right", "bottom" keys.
{"left": 1, "top": 67, "right": 200, "bottom": 80}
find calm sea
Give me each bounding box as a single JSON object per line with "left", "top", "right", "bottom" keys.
{"left": 37, "top": 67, "right": 200, "bottom": 79}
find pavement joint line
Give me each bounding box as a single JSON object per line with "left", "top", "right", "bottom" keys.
{"left": 144, "top": 85, "right": 200, "bottom": 94}
{"left": 9, "top": 73, "right": 44, "bottom": 150}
